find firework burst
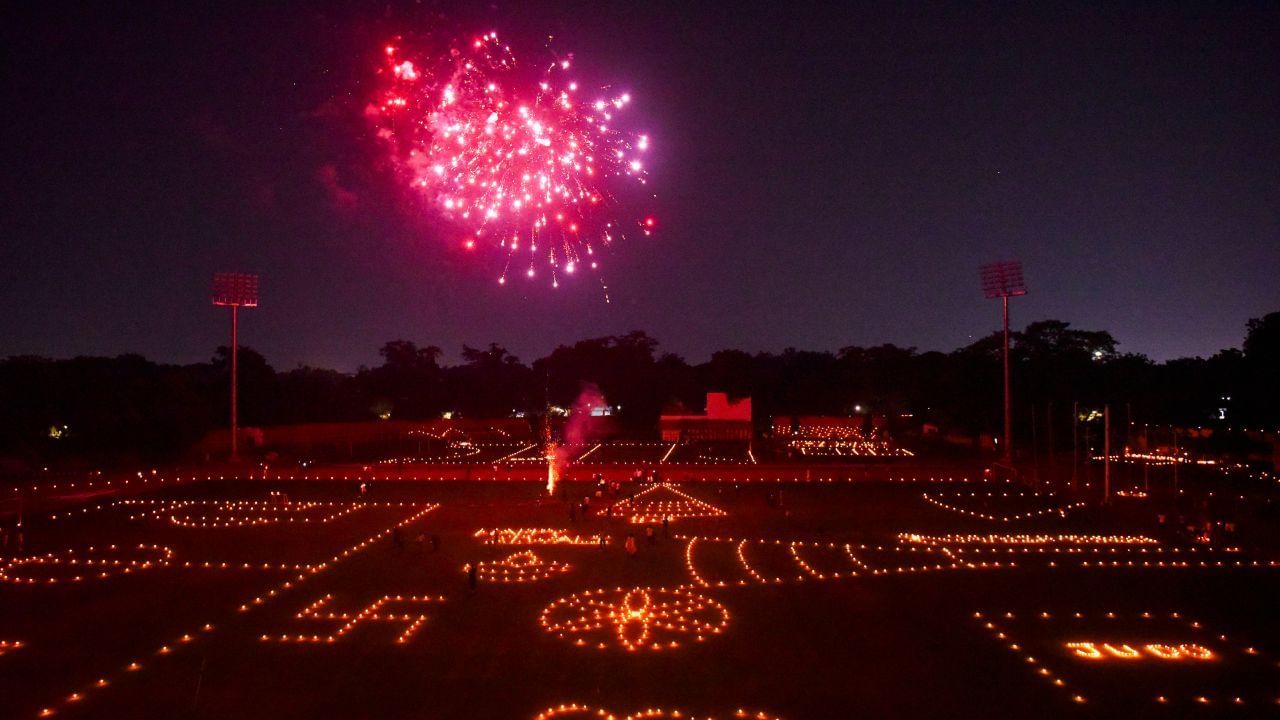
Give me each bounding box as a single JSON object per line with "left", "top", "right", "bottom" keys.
{"left": 371, "top": 32, "right": 654, "bottom": 289}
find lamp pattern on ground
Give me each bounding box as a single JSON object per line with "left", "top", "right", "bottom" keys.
{"left": 474, "top": 551, "right": 572, "bottom": 583}
{"left": 680, "top": 536, "right": 1015, "bottom": 587}
{"left": 1, "top": 640, "right": 24, "bottom": 656}
{"left": 377, "top": 441, "right": 484, "bottom": 463}
{"left": 671, "top": 449, "right": 756, "bottom": 465}
{"left": 19, "top": 471, "right": 1021, "bottom": 500}
{"left": 974, "top": 610, "right": 1279, "bottom": 706}
{"left": 475, "top": 528, "right": 607, "bottom": 545}
{"left": 175, "top": 559, "right": 312, "bottom": 571}
{"left": 31, "top": 503, "right": 439, "bottom": 718}
{"left": 540, "top": 587, "right": 729, "bottom": 651}
{"left": 921, "top": 489, "right": 1087, "bottom": 522}
{"left": 946, "top": 543, "right": 1264, "bottom": 570}
{"left": 262, "top": 593, "right": 446, "bottom": 644}
{"left": 787, "top": 438, "right": 912, "bottom": 457}
{"left": 533, "top": 706, "right": 783, "bottom": 719}
{"left": 1113, "top": 489, "right": 1149, "bottom": 498}
{"left": 8, "top": 471, "right": 200, "bottom": 503}
{"left": 612, "top": 484, "right": 727, "bottom": 524}
{"left": 682, "top": 533, "right": 1272, "bottom": 588}
{"left": 31, "top": 474, "right": 430, "bottom": 524}
{"left": 22, "top": 471, "right": 1280, "bottom": 718}
{"left": 1064, "top": 641, "right": 1214, "bottom": 660}
{"left": 899, "top": 533, "right": 1159, "bottom": 546}
{"left": 372, "top": 440, "right": 954, "bottom": 467}
{"left": 125, "top": 499, "right": 367, "bottom": 527}
{"left": 777, "top": 424, "right": 912, "bottom": 458}
{"left": 0, "top": 544, "right": 173, "bottom": 585}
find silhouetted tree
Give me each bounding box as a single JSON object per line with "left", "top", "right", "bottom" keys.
{"left": 1, "top": 311, "right": 1276, "bottom": 469}
{"left": 358, "top": 340, "right": 443, "bottom": 419}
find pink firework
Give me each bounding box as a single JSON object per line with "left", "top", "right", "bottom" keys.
{"left": 371, "top": 32, "right": 653, "bottom": 288}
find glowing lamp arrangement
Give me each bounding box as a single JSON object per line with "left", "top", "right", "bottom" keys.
{"left": 32, "top": 504, "right": 440, "bottom": 719}
{"left": 975, "top": 610, "right": 1279, "bottom": 706}
{"left": 262, "top": 594, "right": 446, "bottom": 644}
{"left": 472, "top": 551, "right": 572, "bottom": 583}
{"left": 1064, "top": 642, "right": 1214, "bottom": 660}
{"left": 0, "top": 544, "right": 172, "bottom": 585}
{"left": 782, "top": 425, "right": 913, "bottom": 458}
{"left": 533, "top": 706, "right": 783, "bottom": 719}
{"left": 888, "top": 476, "right": 979, "bottom": 484}
{"left": 10, "top": 471, "right": 199, "bottom": 507}
{"left": 540, "top": 587, "right": 729, "bottom": 651}
{"left": 475, "top": 528, "right": 606, "bottom": 546}
{"left": 679, "top": 536, "right": 1011, "bottom": 587}
{"left": 921, "top": 490, "right": 1086, "bottom": 522}
{"left": 1114, "top": 489, "right": 1149, "bottom": 499}
{"left": 127, "top": 499, "right": 367, "bottom": 528}
{"left": 898, "top": 533, "right": 1159, "bottom": 546}
{"left": 612, "top": 483, "right": 727, "bottom": 524}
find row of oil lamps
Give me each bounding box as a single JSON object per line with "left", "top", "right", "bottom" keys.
{"left": 1, "top": 544, "right": 172, "bottom": 585}
{"left": 921, "top": 491, "right": 1086, "bottom": 522}
{"left": 533, "top": 705, "right": 782, "bottom": 719}
{"left": 898, "top": 533, "right": 1159, "bottom": 545}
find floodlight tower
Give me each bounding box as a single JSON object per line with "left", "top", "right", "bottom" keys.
{"left": 981, "top": 261, "right": 1027, "bottom": 466}
{"left": 212, "top": 273, "right": 259, "bottom": 462}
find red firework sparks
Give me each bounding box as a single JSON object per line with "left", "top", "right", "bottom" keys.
{"left": 371, "top": 32, "right": 653, "bottom": 289}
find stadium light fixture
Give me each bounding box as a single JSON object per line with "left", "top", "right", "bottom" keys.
{"left": 981, "top": 261, "right": 1027, "bottom": 466}
{"left": 212, "top": 273, "right": 259, "bottom": 462}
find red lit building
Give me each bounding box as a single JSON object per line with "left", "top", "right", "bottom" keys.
{"left": 659, "top": 393, "right": 752, "bottom": 442}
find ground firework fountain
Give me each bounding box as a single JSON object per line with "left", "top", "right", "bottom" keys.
{"left": 545, "top": 441, "right": 560, "bottom": 497}
{"left": 542, "top": 415, "right": 560, "bottom": 496}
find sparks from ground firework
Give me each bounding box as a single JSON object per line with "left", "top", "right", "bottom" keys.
{"left": 372, "top": 32, "right": 652, "bottom": 289}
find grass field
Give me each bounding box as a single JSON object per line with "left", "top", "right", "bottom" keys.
{"left": 2, "top": 476, "right": 1278, "bottom": 719}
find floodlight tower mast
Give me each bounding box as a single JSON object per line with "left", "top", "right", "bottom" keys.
{"left": 981, "top": 261, "right": 1027, "bottom": 466}
{"left": 212, "top": 273, "right": 259, "bottom": 462}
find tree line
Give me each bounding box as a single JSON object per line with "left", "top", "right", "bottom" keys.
{"left": 0, "top": 313, "right": 1275, "bottom": 467}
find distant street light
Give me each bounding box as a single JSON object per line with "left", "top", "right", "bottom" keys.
{"left": 212, "top": 273, "right": 259, "bottom": 462}
{"left": 981, "top": 260, "right": 1027, "bottom": 466}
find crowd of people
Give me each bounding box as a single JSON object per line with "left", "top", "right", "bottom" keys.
{"left": 564, "top": 472, "right": 672, "bottom": 557}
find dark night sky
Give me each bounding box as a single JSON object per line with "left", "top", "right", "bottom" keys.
{"left": 2, "top": 1, "right": 1277, "bottom": 371}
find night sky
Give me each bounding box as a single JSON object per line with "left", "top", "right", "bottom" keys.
{"left": 2, "top": 1, "right": 1277, "bottom": 371}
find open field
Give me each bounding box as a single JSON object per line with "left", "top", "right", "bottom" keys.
{"left": 3, "top": 474, "right": 1280, "bottom": 719}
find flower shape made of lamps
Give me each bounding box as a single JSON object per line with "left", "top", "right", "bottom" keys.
{"left": 541, "top": 586, "right": 729, "bottom": 651}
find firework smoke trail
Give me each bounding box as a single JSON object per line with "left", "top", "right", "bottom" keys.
{"left": 371, "top": 32, "right": 655, "bottom": 290}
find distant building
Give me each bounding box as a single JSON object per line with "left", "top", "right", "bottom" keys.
{"left": 660, "top": 392, "right": 752, "bottom": 442}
